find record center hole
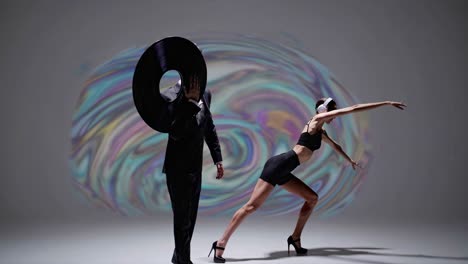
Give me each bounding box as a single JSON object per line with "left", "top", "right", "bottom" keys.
{"left": 159, "top": 70, "right": 181, "bottom": 96}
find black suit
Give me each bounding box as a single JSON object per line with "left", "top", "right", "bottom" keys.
{"left": 162, "top": 84, "right": 222, "bottom": 264}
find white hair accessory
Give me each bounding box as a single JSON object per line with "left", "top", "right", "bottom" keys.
{"left": 317, "top": 97, "right": 333, "bottom": 113}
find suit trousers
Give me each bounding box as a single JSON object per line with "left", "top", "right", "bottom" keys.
{"left": 166, "top": 170, "right": 202, "bottom": 264}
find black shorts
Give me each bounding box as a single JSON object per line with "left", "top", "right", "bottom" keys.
{"left": 259, "top": 150, "right": 300, "bottom": 186}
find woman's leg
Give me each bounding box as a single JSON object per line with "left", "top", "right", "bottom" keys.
{"left": 216, "top": 179, "right": 274, "bottom": 257}
{"left": 281, "top": 175, "right": 319, "bottom": 246}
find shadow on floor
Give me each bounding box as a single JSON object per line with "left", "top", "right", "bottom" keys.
{"left": 223, "top": 247, "right": 468, "bottom": 263}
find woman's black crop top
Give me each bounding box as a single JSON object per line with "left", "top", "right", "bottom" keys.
{"left": 297, "top": 130, "right": 322, "bottom": 151}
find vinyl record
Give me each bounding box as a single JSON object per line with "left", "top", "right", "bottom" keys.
{"left": 132, "top": 36, "right": 207, "bottom": 132}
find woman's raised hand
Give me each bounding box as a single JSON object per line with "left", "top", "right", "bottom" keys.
{"left": 388, "top": 101, "right": 406, "bottom": 110}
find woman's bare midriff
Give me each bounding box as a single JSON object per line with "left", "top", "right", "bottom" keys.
{"left": 293, "top": 145, "right": 314, "bottom": 164}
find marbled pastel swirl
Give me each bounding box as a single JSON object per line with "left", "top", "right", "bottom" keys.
{"left": 70, "top": 34, "right": 372, "bottom": 217}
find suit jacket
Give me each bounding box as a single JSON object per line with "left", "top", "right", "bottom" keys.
{"left": 162, "top": 84, "right": 223, "bottom": 174}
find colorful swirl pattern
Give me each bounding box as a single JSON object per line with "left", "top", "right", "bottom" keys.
{"left": 70, "top": 34, "right": 372, "bottom": 217}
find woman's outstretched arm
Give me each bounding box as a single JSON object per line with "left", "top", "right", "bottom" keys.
{"left": 316, "top": 101, "right": 406, "bottom": 122}
{"left": 322, "top": 130, "right": 359, "bottom": 169}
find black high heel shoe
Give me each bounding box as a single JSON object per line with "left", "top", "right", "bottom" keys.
{"left": 208, "top": 241, "right": 226, "bottom": 263}
{"left": 287, "top": 235, "right": 308, "bottom": 255}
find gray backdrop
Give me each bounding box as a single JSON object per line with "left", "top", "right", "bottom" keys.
{"left": 1, "top": 0, "right": 467, "bottom": 227}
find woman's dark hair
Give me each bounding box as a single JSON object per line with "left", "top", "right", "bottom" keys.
{"left": 315, "top": 98, "right": 337, "bottom": 113}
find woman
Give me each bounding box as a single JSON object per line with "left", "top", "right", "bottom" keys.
{"left": 208, "top": 98, "right": 406, "bottom": 263}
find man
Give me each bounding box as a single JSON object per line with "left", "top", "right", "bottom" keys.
{"left": 162, "top": 79, "right": 224, "bottom": 264}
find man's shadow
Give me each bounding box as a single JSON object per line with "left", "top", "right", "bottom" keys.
{"left": 224, "top": 247, "right": 468, "bottom": 263}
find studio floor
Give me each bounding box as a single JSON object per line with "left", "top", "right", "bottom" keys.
{"left": 1, "top": 216, "right": 467, "bottom": 264}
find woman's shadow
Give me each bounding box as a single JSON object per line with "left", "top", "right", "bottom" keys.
{"left": 224, "top": 247, "right": 468, "bottom": 263}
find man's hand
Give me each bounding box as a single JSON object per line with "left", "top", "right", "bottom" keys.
{"left": 183, "top": 75, "right": 201, "bottom": 101}
{"left": 216, "top": 163, "right": 224, "bottom": 179}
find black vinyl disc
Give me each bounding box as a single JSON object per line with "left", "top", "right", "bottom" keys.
{"left": 132, "top": 36, "right": 207, "bottom": 132}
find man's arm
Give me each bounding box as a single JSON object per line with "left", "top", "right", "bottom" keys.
{"left": 203, "top": 91, "right": 224, "bottom": 178}
{"left": 204, "top": 113, "right": 224, "bottom": 179}
{"left": 204, "top": 114, "right": 223, "bottom": 163}
{"left": 204, "top": 91, "right": 223, "bottom": 164}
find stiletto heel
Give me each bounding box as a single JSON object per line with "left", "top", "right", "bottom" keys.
{"left": 208, "top": 241, "right": 226, "bottom": 263}
{"left": 287, "top": 235, "right": 308, "bottom": 255}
